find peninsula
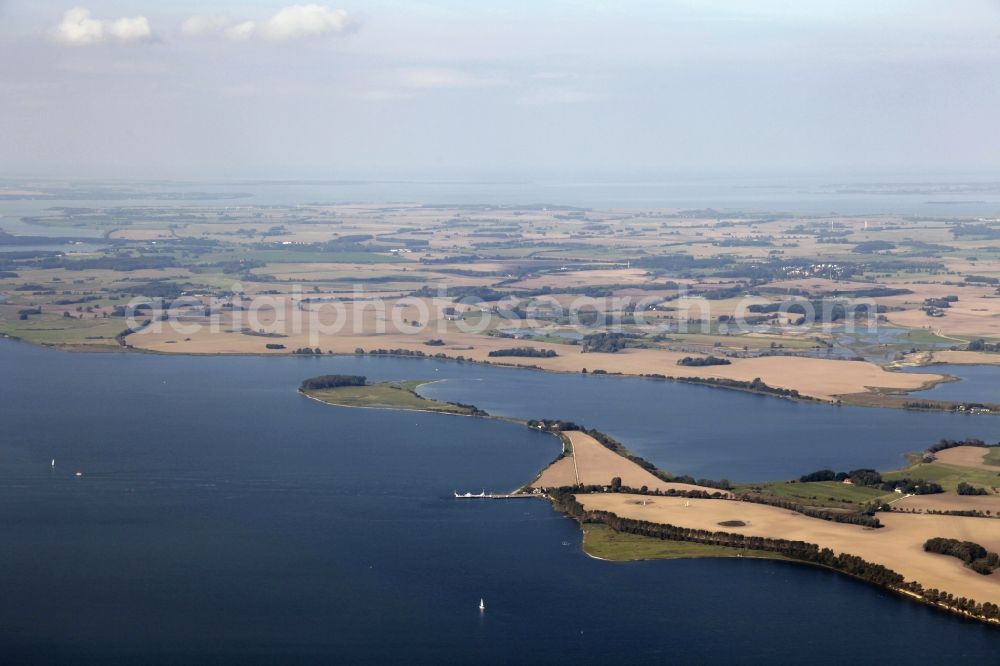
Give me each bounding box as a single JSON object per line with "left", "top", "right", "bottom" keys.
{"left": 301, "top": 374, "right": 1000, "bottom": 625}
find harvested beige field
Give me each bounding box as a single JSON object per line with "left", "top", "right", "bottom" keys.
{"left": 894, "top": 494, "right": 1000, "bottom": 514}
{"left": 531, "top": 431, "right": 725, "bottom": 495}
{"left": 930, "top": 351, "right": 1000, "bottom": 365}
{"left": 667, "top": 355, "right": 941, "bottom": 399}
{"left": 880, "top": 282, "right": 996, "bottom": 306}
{"left": 579, "top": 493, "right": 1000, "bottom": 605}
{"left": 884, "top": 287, "right": 1000, "bottom": 339}
{"left": 531, "top": 456, "right": 578, "bottom": 488}
{"left": 934, "top": 446, "right": 1000, "bottom": 471}
{"left": 887, "top": 310, "right": 1000, "bottom": 339}
{"left": 510, "top": 269, "right": 662, "bottom": 290}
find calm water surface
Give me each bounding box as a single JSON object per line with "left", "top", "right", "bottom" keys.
{"left": 901, "top": 364, "right": 1000, "bottom": 406}
{"left": 2, "top": 340, "right": 999, "bottom": 663}
{"left": 421, "top": 365, "right": 1000, "bottom": 480}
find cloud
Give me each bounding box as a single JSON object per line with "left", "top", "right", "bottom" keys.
{"left": 181, "top": 5, "right": 351, "bottom": 43}
{"left": 107, "top": 16, "right": 154, "bottom": 43}
{"left": 261, "top": 4, "right": 350, "bottom": 41}
{"left": 226, "top": 21, "right": 258, "bottom": 42}
{"left": 52, "top": 7, "right": 153, "bottom": 46}
{"left": 180, "top": 14, "right": 232, "bottom": 38}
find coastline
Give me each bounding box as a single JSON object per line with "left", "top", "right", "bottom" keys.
{"left": 6, "top": 332, "right": 969, "bottom": 412}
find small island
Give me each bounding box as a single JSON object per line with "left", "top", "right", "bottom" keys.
{"left": 299, "top": 374, "right": 488, "bottom": 416}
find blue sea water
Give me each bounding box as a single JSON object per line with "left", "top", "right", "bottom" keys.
{"left": 901, "top": 364, "right": 1000, "bottom": 406}
{"left": 2, "top": 340, "right": 1000, "bottom": 662}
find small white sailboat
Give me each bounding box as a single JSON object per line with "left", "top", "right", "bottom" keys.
{"left": 479, "top": 598, "right": 485, "bottom": 611}
{"left": 50, "top": 459, "right": 55, "bottom": 468}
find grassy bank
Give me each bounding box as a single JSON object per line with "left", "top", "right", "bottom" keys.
{"left": 302, "top": 379, "right": 487, "bottom": 416}
{"left": 734, "top": 479, "right": 893, "bottom": 509}
{"left": 582, "top": 524, "right": 788, "bottom": 561}
{"left": 838, "top": 390, "right": 997, "bottom": 415}
{"left": 882, "top": 460, "right": 1000, "bottom": 493}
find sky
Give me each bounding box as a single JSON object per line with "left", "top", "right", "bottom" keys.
{"left": 1, "top": 1, "right": 999, "bottom": 181}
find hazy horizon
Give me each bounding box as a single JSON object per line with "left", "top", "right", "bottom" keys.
{"left": 2, "top": 1, "right": 1000, "bottom": 181}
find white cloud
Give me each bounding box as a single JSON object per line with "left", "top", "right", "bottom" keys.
{"left": 52, "top": 7, "right": 153, "bottom": 46}
{"left": 107, "top": 16, "right": 153, "bottom": 43}
{"left": 226, "top": 21, "right": 258, "bottom": 42}
{"left": 180, "top": 5, "right": 351, "bottom": 43}
{"left": 261, "top": 4, "right": 350, "bottom": 41}
{"left": 180, "top": 14, "right": 232, "bottom": 38}
{"left": 52, "top": 8, "right": 102, "bottom": 46}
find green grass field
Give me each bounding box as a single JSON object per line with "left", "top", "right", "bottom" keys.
{"left": 900, "top": 328, "right": 959, "bottom": 346}
{"left": 0, "top": 314, "right": 125, "bottom": 346}
{"left": 882, "top": 461, "right": 1000, "bottom": 492}
{"left": 983, "top": 448, "right": 1000, "bottom": 466}
{"left": 304, "top": 380, "right": 482, "bottom": 415}
{"left": 734, "top": 480, "right": 892, "bottom": 507}
{"left": 582, "top": 524, "right": 788, "bottom": 561}
{"left": 654, "top": 332, "right": 818, "bottom": 350}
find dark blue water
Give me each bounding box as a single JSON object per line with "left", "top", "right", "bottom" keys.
{"left": 420, "top": 368, "right": 1000, "bottom": 481}
{"left": 902, "top": 364, "right": 1000, "bottom": 406}
{"left": 2, "top": 340, "right": 1000, "bottom": 663}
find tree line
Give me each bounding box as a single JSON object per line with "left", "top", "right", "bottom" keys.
{"left": 798, "top": 467, "right": 943, "bottom": 495}
{"left": 488, "top": 347, "right": 558, "bottom": 358}
{"left": 924, "top": 537, "right": 1000, "bottom": 575}
{"left": 926, "top": 438, "right": 995, "bottom": 455}
{"left": 580, "top": 332, "right": 636, "bottom": 353}
{"left": 299, "top": 375, "right": 367, "bottom": 390}
{"left": 677, "top": 356, "right": 731, "bottom": 367}
{"left": 957, "top": 482, "right": 990, "bottom": 496}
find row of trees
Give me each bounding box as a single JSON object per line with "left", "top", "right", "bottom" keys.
{"left": 353, "top": 347, "right": 471, "bottom": 363}
{"left": 797, "top": 467, "right": 943, "bottom": 495}
{"left": 580, "top": 332, "right": 635, "bottom": 353}
{"left": 738, "top": 492, "right": 882, "bottom": 528}
{"left": 924, "top": 537, "right": 1000, "bottom": 575}
{"left": 926, "top": 438, "right": 994, "bottom": 454}
{"left": 799, "top": 468, "right": 880, "bottom": 484}
{"left": 957, "top": 482, "right": 990, "bottom": 496}
{"left": 299, "top": 375, "right": 367, "bottom": 390}
{"left": 677, "top": 356, "right": 731, "bottom": 367}
{"left": 488, "top": 347, "right": 558, "bottom": 358}
{"left": 892, "top": 478, "right": 944, "bottom": 495}
{"left": 682, "top": 376, "right": 804, "bottom": 399}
